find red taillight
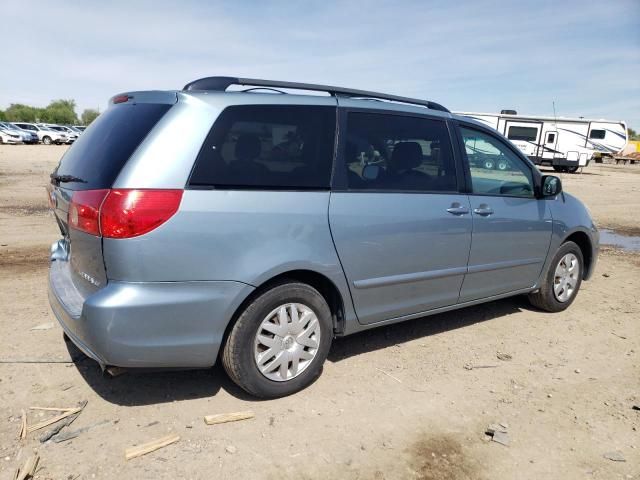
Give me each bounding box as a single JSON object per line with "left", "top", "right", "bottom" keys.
{"left": 68, "top": 189, "right": 109, "bottom": 236}
{"left": 68, "top": 189, "right": 182, "bottom": 238}
{"left": 112, "top": 95, "right": 131, "bottom": 104}
{"left": 101, "top": 189, "right": 183, "bottom": 238}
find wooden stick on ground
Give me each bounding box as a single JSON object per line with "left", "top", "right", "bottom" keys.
{"left": 125, "top": 434, "right": 180, "bottom": 461}
{"left": 27, "top": 407, "right": 82, "bottom": 434}
{"left": 19, "top": 409, "right": 27, "bottom": 440}
{"left": 29, "top": 407, "right": 78, "bottom": 412}
{"left": 204, "top": 411, "right": 255, "bottom": 425}
{"left": 14, "top": 454, "right": 39, "bottom": 480}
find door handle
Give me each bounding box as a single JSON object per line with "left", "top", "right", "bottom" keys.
{"left": 473, "top": 204, "right": 494, "bottom": 216}
{"left": 446, "top": 203, "right": 469, "bottom": 215}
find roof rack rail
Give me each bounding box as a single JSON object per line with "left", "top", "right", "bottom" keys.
{"left": 182, "top": 76, "right": 450, "bottom": 113}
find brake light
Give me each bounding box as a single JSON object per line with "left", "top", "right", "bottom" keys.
{"left": 68, "top": 189, "right": 182, "bottom": 238}
{"left": 101, "top": 189, "right": 183, "bottom": 238}
{"left": 68, "top": 189, "right": 109, "bottom": 236}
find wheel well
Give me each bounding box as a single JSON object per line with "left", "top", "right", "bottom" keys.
{"left": 220, "top": 270, "right": 346, "bottom": 355}
{"left": 564, "top": 231, "right": 592, "bottom": 278}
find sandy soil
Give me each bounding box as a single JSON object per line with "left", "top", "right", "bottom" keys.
{"left": 0, "top": 145, "right": 638, "bottom": 480}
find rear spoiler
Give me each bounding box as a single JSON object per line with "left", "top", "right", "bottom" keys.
{"left": 109, "top": 91, "right": 178, "bottom": 106}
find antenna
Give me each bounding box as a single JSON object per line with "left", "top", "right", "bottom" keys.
{"left": 552, "top": 100, "right": 558, "bottom": 126}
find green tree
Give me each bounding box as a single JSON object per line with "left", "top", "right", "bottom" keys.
{"left": 628, "top": 128, "right": 639, "bottom": 141}
{"left": 81, "top": 108, "right": 100, "bottom": 125}
{"left": 42, "top": 99, "right": 78, "bottom": 124}
{"left": 4, "top": 103, "right": 43, "bottom": 122}
{"left": 0, "top": 110, "right": 5, "bottom": 121}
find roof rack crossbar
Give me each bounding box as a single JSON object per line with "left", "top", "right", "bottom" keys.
{"left": 182, "top": 76, "right": 450, "bottom": 113}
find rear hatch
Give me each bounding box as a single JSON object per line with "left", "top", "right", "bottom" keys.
{"left": 49, "top": 98, "right": 174, "bottom": 297}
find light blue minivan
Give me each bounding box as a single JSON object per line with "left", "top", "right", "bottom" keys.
{"left": 48, "top": 77, "right": 598, "bottom": 398}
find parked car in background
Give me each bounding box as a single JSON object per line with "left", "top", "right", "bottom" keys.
{"left": 66, "top": 126, "right": 84, "bottom": 134}
{"left": 73, "top": 125, "right": 87, "bottom": 132}
{"left": 45, "top": 125, "right": 78, "bottom": 143}
{"left": 0, "top": 122, "right": 38, "bottom": 144}
{"left": 47, "top": 77, "right": 599, "bottom": 398}
{"left": 12, "top": 122, "right": 68, "bottom": 145}
{"left": 0, "top": 126, "right": 22, "bottom": 144}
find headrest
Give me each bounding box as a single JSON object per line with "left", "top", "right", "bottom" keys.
{"left": 235, "top": 133, "right": 261, "bottom": 162}
{"left": 390, "top": 142, "right": 423, "bottom": 172}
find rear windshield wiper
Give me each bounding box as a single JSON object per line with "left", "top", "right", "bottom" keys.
{"left": 50, "top": 174, "right": 87, "bottom": 184}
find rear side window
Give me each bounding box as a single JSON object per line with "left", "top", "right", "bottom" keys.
{"left": 343, "top": 112, "right": 457, "bottom": 192}
{"left": 53, "top": 103, "right": 171, "bottom": 190}
{"left": 190, "top": 105, "right": 336, "bottom": 189}
{"left": 589, "top": 129, "right": 606, "bottom": 139}
{"left": 507, "top": 126, "right": 538, "bottom": 142}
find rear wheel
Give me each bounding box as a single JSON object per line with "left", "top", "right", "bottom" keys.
{"left": 42, "top": 136, "right": 52, "bottom": 145}
{"left": 528, "top": 241, "right": 583, "bottom": 312}
{"left": 566, "top": 166, "right": 579, "bottom": 173}
{"left": 483, "top": 158, "right": 495, "bottom": 170}
{"left": 497, "top": 159, "right": 509, "bottom": 171}
{"left": 553, "top": 166, "right": 566, "bottom": 173}
{"left": 222, "top": 281, "right": 332, "bottom": 398}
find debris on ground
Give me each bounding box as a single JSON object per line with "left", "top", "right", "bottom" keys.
{"left": 611, "top": 332, "right": 627, "bottom": 340}
{"left": 29, "top": 323, "right": 54, "bottom": 331}
{"left": 125, "top": 434, "right": 180, "bottom": 460}
{"left": 375, "top": 367, "right": 402, "bottom": 383}
{"left": 39, "top": 401, "right": 88, "bottom": 442}
{"left": 19, "top": 409, "right": 27, "bottom": 440}
{"left": 204, "top": 411, "right": 255, "bottom": 425}
{"left": 53, "top": 420, "right": 111, "bottom": 443}
{"left": 485, "top": 423, "right": 510, "bottom": 446}
{"left": 632, "top": 405, "right": 640, "bottom": 411}
{"left": 26, "top": 401, "right": 87, "bottom": 437}
{"left": 603, "top": 450, "right": 626, "bottom": 462}
{"left": 225, "top": 445, "right": 237, "bottom": 454}
{"left": 464, "top": 363, "right": 499, "bottom": 370}
{"left": 496, "top": 352, "right": 512, "bottom": 361}
{"left": 14, "top": 454, "right": 39, "bottom": 480}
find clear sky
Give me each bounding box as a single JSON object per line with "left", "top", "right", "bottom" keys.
{"left": 2, "top": 0, "right": 639, "bottom": 128}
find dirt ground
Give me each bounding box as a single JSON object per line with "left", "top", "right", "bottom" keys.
{"left": 0, "top": 145, "right": 638, "bottom": 480}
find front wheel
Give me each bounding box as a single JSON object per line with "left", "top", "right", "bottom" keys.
{"left": 528, "top": 241, "right": 583, "bottom": 312}
{"left": 566, "top": 166, "right": 579, "bottom": 173}
{"left": 553, "top": 166, "right": 567, "bottom": 173}
{"left": 222, "top": 281, "right": 332, "bottom": 398}
{"left": 42, "top": 136, "right": 52, "bottom": 145}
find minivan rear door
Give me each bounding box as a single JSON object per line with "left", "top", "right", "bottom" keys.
{"left": 329, "top": 108, "right": 471, "bottom": 325}
{"left": 50, "top": 97, "right": 174, "bottom": 295}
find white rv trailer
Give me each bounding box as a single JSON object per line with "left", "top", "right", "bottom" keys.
{"left": 454, "top": 110, "right": 628, "bottom": 172}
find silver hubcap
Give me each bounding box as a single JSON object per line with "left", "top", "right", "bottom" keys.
{"left": 553, "top": 253, "right": 580, "bottom": 302}
{"left": 254, "top": 303, "right": 321, "bottom": 382}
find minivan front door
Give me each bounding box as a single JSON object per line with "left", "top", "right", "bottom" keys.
{"left": 329, "top": 111, "right": 471, "bottom": 325}
{"left": 458, "top": 125, "right": 552, "bottom": 302}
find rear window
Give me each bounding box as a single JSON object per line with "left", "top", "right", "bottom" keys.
{"left": 589, "top": 129, "right": 606, "bottom": 139}
{"left": 507, "top": 126, "right": 538, "bottom": 142}
{"left": 52, "top": 103, "right": 171, "bottom": 190}
{"left": 189, "top": 105, "right": 336, "bottom": 189}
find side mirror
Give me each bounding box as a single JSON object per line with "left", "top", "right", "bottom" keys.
{"left": 541, "top": 175, "right": 562, "bottom": 197}
{"left": 362, "top": 164, "right": 381, "bottom": 181}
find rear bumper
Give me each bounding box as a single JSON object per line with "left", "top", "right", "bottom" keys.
{"left": 48, "top": 260, "right": 253, "bottom": 368}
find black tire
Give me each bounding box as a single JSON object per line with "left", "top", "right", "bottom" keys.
{"left": 497, "top": 159, "right": 509, "bottom": 171}
{"left": 42, "top": 136, "right": 52, "bottom": 145}
{"left": 483, "top": 159, "right": 495, "bottom": 170}
{"left": 566, "top": 166, "right": 579, "bottom": 173}
{"left": 553, "top": 166, "right": 566, "bottom": 173}
{"left": 528, "top": 241, "right": 584, "bottom": 312}
{"left": 222, "top": 281, "right": 333, "bottom": 398}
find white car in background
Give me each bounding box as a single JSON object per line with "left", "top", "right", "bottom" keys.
{"left": 44, "top": 124, "right": 78, "bottom": 144}
{"left": 0, "top": 127, "right": 23, "bottom": 144}
{"left": 0, "top": 122, "right": 38, "bottom": 144}
{"left": 11, "top": 122, "right": 68, "bottom": 145}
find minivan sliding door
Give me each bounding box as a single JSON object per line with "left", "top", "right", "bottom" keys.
{"left": 329, "top": 110, "right": 471, "bottom": 325}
